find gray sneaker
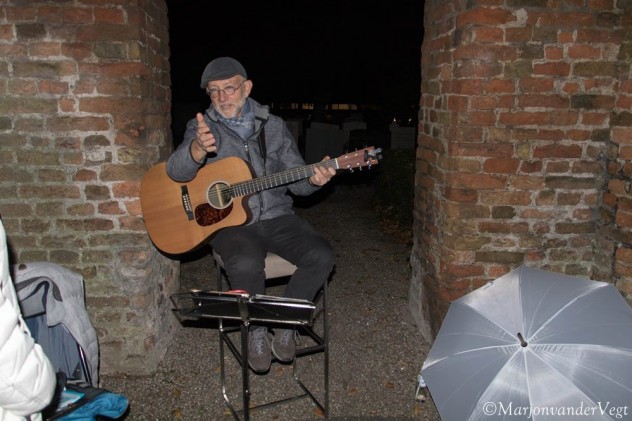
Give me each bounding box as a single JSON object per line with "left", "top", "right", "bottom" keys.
{"left": 271, "top": 328, "right": 296, "bottom": 362}
{"left": 248, "top": 326, "right": 271, "bottom": 373}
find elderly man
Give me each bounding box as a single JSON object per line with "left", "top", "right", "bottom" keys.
{"left": 166, "top": 57, "right": 336, "bottom": 373}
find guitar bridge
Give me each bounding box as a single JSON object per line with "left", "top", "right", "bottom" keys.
{"left": 181, "top": 186, "right": 194, "bottom": 221}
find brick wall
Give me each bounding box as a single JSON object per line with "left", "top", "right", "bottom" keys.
{"left": 410, "top": 0, "right": 632, "bottom": 340}
{"left": 0, "top": 0, "right": 177, "bottom": 375}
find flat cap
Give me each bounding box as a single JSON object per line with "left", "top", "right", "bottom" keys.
{"left": 200, "top": 57, "right": 247, "bottom": 88}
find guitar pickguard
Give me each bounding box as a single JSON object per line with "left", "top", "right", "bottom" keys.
{"left": 194, "top": 203, "right": 233, "bottom": 227}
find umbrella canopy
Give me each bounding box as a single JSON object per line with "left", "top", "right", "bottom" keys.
{"left": 421, "top": 265, "right": 632, "bottom": 421}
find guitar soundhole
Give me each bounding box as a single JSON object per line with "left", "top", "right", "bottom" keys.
{"left": 207, "top": 181, "right": 232, "bottom": 209}
{"left": 195, "top": 203, "right": 233, "bottom": 226}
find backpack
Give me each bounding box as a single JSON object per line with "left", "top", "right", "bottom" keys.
{"left": 14, "top": 262, "right": 128, "bottom": 420}
{"left": 14, "top": 262, "right": 99, "bottom": 386}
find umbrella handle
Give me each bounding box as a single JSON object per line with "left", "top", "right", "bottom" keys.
{"left": 517, "top": 332, "right": 528, "bottom": 347}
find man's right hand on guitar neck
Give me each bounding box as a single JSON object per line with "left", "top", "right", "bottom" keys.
{"left": 191, "top": 113, "right": 217, "bottom": 164}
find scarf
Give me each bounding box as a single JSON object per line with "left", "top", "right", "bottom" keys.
{"left": 213, "top": 100, "right": 255, "bottom": 141}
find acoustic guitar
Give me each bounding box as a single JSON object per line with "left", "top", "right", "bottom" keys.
{"left": 140, "top": 147, "right": 382, "bottom": 254}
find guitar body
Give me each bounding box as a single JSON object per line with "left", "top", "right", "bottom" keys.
{"left": 140, "top": 157, "right": 253, "bottom": 255}
{"left": 140, "top": 146, "right": 382, "bottom": 255}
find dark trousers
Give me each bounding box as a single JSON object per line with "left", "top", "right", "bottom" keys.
{"left": 210, "top": 214, "right": 335, "bottom": 301}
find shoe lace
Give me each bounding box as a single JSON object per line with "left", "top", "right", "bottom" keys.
{"left": 279, "top": 329, "right": 300, "bottom": 346}
{"left": 250, "top": 329, "right": 267, "bottom": 355}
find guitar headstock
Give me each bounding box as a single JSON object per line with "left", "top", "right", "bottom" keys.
{"left": 336, "top": 147, "right": 383, "bottom": 171}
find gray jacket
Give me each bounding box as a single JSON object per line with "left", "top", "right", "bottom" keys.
{"left": 166, "top": 98, "right": 320, "bottom": 223}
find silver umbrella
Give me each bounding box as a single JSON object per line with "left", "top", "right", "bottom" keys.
{"left": 421, "top": 265, "right": 632, "bottom": 421}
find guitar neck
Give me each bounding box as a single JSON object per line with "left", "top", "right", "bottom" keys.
{"left": 230, "top": 158, "right": 338, "bottom": 197}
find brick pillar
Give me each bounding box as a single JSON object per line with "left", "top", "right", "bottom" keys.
{"left": 0, "top": 1, "right": 177, "bottom": 374}
{"left": 409, "top": 0, "right": 632, "bottom": 339}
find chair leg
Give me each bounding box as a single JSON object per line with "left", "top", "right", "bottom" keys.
{"left": 216, "top": 259, "right": 223, "bottom": 290}
{"left": 240, "top": 322, "right": 251, "bottom": 421}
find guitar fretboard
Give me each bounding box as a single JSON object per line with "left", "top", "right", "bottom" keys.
{"left": 230, "top": 158, "right": 339, "bottom": 197}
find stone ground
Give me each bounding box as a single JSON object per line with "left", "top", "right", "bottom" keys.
{"left": 101, "top": 177, "right": 442, "bottom": 420}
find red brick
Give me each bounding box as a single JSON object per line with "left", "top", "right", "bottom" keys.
{"left": 533, "top": 62, "right": 571, "bottom": 77}
{"left": 8, "top": 79, "right": 37, "bottom": 95}
{"left": 568, "top": 44, "right": 602, "bottom": 59}
{"left": 74, "top": 169, "right": 97, "bottom": 181}
{"left": 39, "top": 80, "right": 68, "bottom": 94}
{"left": 58, "top": 98, "right": 75, "bottom": 113}
{"left": 13, "top": 60, "right": 77, "bottom": 79}
{"left": 79, "top": 97, "right": 144, "bottom": 114}
{"left": 445, "top": 263, "right": 485, "bottom": 278}
{"left": 447, "top": 95, "right": 469, "bottom": 112}
{"left": 456, "top": 7, "right": 515, "bottom": 27}
{"left": 576, "top": 29, "right": 623, "bottom": 44}
{"left": 558, "top": 31, "right": 574, "bottom": 44}
{"left": 113, "top": 181, "right": 140, "bottom": 198}
{"left": 99, "top": 201, "right": 123, "bottom": 215}
{"left": 620, "top": 146, "right": 632, "bottom": 160}
{"left": 471, "top": 95, "right": 498, "bottom": 110}
{"left": 616, "top": 209, "right": 632, "bottom": 228}
{"left": 479, "top": 221, "right": 529, "bottom": 234}
{"left": 75, "top": 23, "right": 138, "bottom": 42}
{"left": 588, "top": 0, "right": 615, "bottom": 9}
{"left": 506, "top": 27, "right": 532, "bottom": 43}
{"left": 519, "top": 161, "right": 543, "bottom": 173}
{"left": 475, "top": 27, "right": 504, "bottom": 43}
{"left": 546, "top": 161, "right": 571, "bottom": 173}
{"left": 0, "top": 24, "right": 15, "bottom": 41}
{"left": 617, "top": 96, "right": 632, "bottom": 109}
{"left": 545, "top": 46, "right": 563, "bottom": 60}
{"left": 613, "top": 127, "right": 632, "bottom": 144}
{"left": 539, "top": 12, "right": 596, "bottom": 27}
{"left": 79, "top": 62, "right": 148, "bottom": 79}
{"left": 450, "top": 142, "right": 513, "bottom": 158}
{"left": 28, "top": 41, "right": 61, "bottom": 56}
{"left": 94, "top": 7, "right": 126, "bottom": 24}
{"left": 499, "top": 111, "right": 551, "bottom": 126}
{"left": 486, "top": 79, "right": 515, "bottom": 93}
{"left": 566, "top": 129, "right": 592, "bottom": 141}
{"left": 616, "top": 246, "right": 632, "bottom": 262}
{"left": 480, "top": 190, "right": 533, "bottom": 205}
{"left": 447, "top": 173, "right": 507, "bottom": 189}
{"left": 458, "top": 111, "right": 497, "bottom": 126}
{"left": 47, "top": 116, "right": 110, "bottom": 132}
{"left": 552, "top": 111, "right": 579, "bottom": 126}
{"left": 61, "top": 43, "right": 93, "bottom": 60}
{"left": 620, "top": 197, "right": 632, "bottom": 212}
{"left": 562, "top": 82, "right": 581, "bottom": 94}
{"left": 445, "top": 188, "right": 478, "bottom": 203}
{"left": 482, "top": 157, "right": 520, "bottom": 174}
{"left": 521, "top": 208, "right": 556, "bottom": 219}
{"left": 451, "top": 79, "right": 485, "bottom": 95}
{"left": 518, "top": 94, "right": 569, "bottom": 108}
{"left": 581, "top": 112, "right": 608, "bottom": 125}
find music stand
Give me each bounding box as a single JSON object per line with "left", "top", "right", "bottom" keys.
{"left": 172, "top": 290, "right": 326, "bottom": 420}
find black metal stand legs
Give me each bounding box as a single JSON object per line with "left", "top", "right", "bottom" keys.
{"left": 217, "top": 283, "right": 329, "bottom": 420}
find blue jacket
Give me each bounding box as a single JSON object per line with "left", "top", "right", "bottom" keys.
{"left": 166, "top": 98, "right": 320, "bottom": 223}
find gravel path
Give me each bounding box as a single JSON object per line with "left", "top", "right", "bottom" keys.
{"left": 101, "top": 179, "right": 441, "bottom": 420}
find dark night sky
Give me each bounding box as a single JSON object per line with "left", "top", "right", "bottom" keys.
{"left": 165, "top": 1, "right": 424, "bottom": 113}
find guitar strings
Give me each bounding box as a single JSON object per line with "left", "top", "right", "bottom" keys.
{"left": 206, "top": 159, "right": 335, "bottom": 203}
{"left": 206, "top": 150, "right": 374, "bottom": 203}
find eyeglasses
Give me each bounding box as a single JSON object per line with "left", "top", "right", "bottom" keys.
{"left": 205, "top": 81, "right": 245, "bottom": 98}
